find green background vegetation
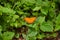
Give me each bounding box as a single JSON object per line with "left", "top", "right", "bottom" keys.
{"left": 0, "top": 0, "right": 60, "bottom": 40}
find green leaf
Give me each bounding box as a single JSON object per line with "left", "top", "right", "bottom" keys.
{"left": 5, "top": 3, "right": 12, "bottom": 8}
{"left": 13, "top": 15, "right": 19, "bottom": 19}
{"left": 41, "top": 9, "right": 48, "bottom": 15}
{"left": 13, "top": 1, "right": 21, "bottom": 9}
{"left": 36, "top": 0, "right": 42, "bottom": 6}
{"left": 17, "top": 11, "right": 24, "bottom": 15}
{"left": 27, "top": 28, "right": 38, "bottom": 37}
{"left": 40, "top": 21, "right": 53, "bottom": 32}
{"left": 51, "top": 33, "right": 57, "bottom": 37}
{"left": 10, "top": 21, "right": 20, "bottom": 27}
{"left": 56, "top": 14, "right": 60, "bottom": 24}
{"left": 15, "top": 33, "right": 20, "bottom": 38}
{"left": 55, "top": 24, "right": 60, "bottom": 31}
{"left": 22, "top": 33, "right": 36, "bottom": 40}
{"left": 0, "top": 25, "right": 2, "bottom": 32}
{"left": 29, "top": 36, "right": 36, "bottom": 40}
{"left": 36, "top": 16, "right": 45, "bottom": 24}
{"left": 2, "top": 32, "right": 15, "bottom": 40}
{"left": 45, "top": 33, "right": 57, "bottom": 38}
{"left": 0, "top": 5, "right": 16, "bottom": 15}
{"left": 22, "top": 34, "right": 29, "bottom": 40}
{"left": 0, "top": 11, "right": 2, "bottom": 15}
{"left": 0, "top": 35, "right": 2, "bottom": 40}
{"left": 33, "top": 6, "right": 41, "bottom": 11}
{"left": 37, "top": 33, "right": 45, "bottom": 39}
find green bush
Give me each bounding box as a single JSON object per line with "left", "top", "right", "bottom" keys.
{"left": 0, "top": 0, "right": 60, "bottom": 40}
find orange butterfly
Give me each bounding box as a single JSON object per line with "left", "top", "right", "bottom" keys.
{"left": 24, "top": 17, "right": 36, "bottom": 24}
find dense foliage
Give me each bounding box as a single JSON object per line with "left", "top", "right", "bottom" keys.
{"left": 0, "top": 0, "right": 60, "bottom": 40}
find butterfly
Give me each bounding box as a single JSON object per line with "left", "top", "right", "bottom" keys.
{"left": 24, "top": 17, "right": 36, "bottom": 24}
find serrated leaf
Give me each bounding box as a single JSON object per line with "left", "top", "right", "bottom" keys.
{"left": 40, "top": 22, "right": 53, "bottom": 32}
